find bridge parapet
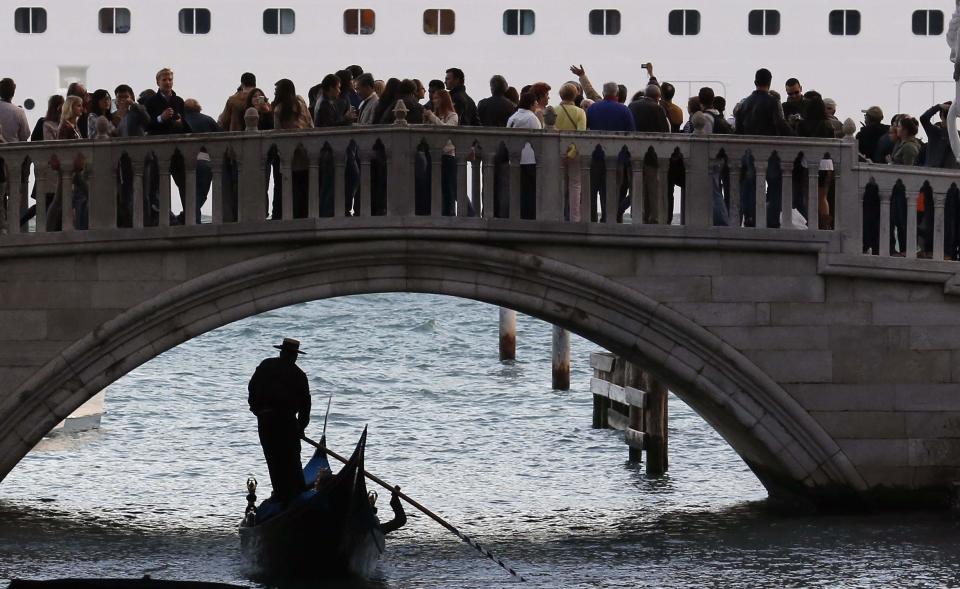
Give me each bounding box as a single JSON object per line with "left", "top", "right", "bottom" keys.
{"left": 0, "top": 126, "right": 955, "bottom": 266}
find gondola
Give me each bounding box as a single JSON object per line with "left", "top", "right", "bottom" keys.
{"left": 238, "top": 427, "right": 384, "bottom": 579}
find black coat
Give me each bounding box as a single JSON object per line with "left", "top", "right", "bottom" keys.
{"left": 856, "top": 122, "right": 889, "bottom": 162}
{"left": 314, "top": 98, "right": 351, "bottom": 127}
{"left": 736, "top": 90, "right": 793, "bottom": 136}
{"left": 477, "top": 95, "right": 516, "bottom": 128}
{"left": 145, "top": 91, "right": 191, "bottom": 135}
{"left": 628, "top": 98, "right": 670, "bottom": 133}
{"left": 920, "top": 105, "right": 959, "bottom": 169}
{"left": 449, "top": 85, "right": 479, "bottom": 126}
{"left": 248, "top": 357, "right": 311, "bottom": 431}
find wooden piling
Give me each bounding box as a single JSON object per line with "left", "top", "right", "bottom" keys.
{"left": 498, "top": 307, "right": 516, "bottom": 361}
{"left": 624, "top": 363, "right": 645, "bottom": 462}
{"left": 645, "top": 377, "right": 669, "bottom": 475}
{"left": 551, "top": 325, "right": 570, "bottom": 390}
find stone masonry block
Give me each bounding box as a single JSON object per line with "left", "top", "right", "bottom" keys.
{"left": 810, "top": 411, "right": 906, "bottom": 439}
{"left": 873, "top": 303, "right": 960, "bottom": 326}
{"left": 0, "top": 282, "right": 93, "bottom": 310}
{"left": 45, "top": 309, "right": 122, "bottom": 341}
{"left": 96, "top": 253, "right": 165, "bottom": 281}
{"left": 0, "top": 311, "right": 46, "bottom": 340}
{"left": 90, "top": 281, "right": 178, "bottom": 310}
{"left": 788, "top": 384, "right": 897, "bottom": 411}
{"left": 837, "top": 438, "right": 909, "bottom": 468}
{"left": 908, "top": 439, "right": 960, "bottom": 467}
{"left": 770, "top": 303, "right": 872, "bottom": 326}
{"left": 0, "top": 257, "right": 77, "bottom": 281}
{"left": 895, "top": 385, "right": 960, "bottom": 411}
{"left": 831, "top": 350, "right": 952, "bottom": 384}
{"left": 712, "top": 276, "right": 824, "bottom": 303}
{"left": 709, "top": 326, "right": 829, "bottom": 351}
{"left": 908, "top": 326, "right": 960, "bottom": 351}
{"left": 904, "top": 412, "right": 960, "bottom": 439}
{"left": 745, "top": 350, "right": 832, "bottom": 383}
{"left": 719, "top": 251, "right": 817, "bottom": 276}
{"left": 828, "top": 326, "right": 910, "bottom": 353}
{"left": 666, "top": 303, "right": 759, "bottom": 327}
{"left": 615, "top": 276, "right": 712, "bottom": 303}
{"left": 853, "top": 280, "right": 944, "bottom": 303}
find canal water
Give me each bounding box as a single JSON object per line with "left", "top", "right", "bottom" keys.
{"left": 1, "top": 294, "right": 958, "bottom": 588}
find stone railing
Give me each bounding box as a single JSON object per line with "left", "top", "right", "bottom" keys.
{"left": 0, "top": 124, "right": 954, "bottom": 262}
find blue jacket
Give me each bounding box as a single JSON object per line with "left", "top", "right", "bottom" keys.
{"left": 586, "top": 99, "right": 635, "bottom": 132}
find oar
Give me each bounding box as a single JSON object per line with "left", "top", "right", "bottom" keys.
{"left": 302, "top": 434, "right": 527, "bottom": 583}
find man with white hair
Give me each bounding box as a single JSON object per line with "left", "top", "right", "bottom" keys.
{"left": 824, "top": 98, "right": 843, "bottom": 138}
{"left": 585, "top": 81, "right": 635, "bottom": 132}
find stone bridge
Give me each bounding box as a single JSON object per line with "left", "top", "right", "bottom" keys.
{"left": 1, "top": 125, "right": 959, "bottom": 511}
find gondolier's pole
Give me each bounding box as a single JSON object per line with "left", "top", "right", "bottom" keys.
{"left": 302, "top": 434, "right": 527, "bottom": 583}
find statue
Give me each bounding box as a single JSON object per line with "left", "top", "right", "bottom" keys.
{"left": 946, "top": 0, "right": 960, "bottom": 162}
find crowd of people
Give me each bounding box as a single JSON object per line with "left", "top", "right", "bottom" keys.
{"left": 0, "top": 63, "right": 956, "bottom": 255}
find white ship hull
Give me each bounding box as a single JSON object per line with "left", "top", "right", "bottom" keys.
{"left": 2, "top": 0, "right": 957, "bottom": 127}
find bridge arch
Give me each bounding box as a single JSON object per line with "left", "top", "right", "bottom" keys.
{"left": 5, "top": 239, "right": 865, "bottom": 506}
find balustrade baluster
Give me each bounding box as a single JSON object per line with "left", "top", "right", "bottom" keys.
{"left": 836, "top": 145, "right": 861, "bottom": 253}
{"left": 879, "top": 187, "right": 891, "bottom": 257}
{"left": 308, "top": 163, "right": 320, "bottom": 218}
{"left": 509, "top": 155, "right": 522, "bottom": 221}
{"left": 61, "top": 162, "right": 75, "bottom": 232}
{"left": 934, "top": 192, "right": 946, "bottom": 261}
{"left": 8, "top": 169, "right": 21, "bottom": 234}
{"left": 470, "top": 152, "right": 482, "bottom": 217}
{"left": 656, "top": 162, "right": 669, "bottom": 225}
{"left": 430, "top": 152, "right": 442, "bottom": 217}
{"left": 630, "top": 160, "right": 644, "bottom": 225}
{"left": 89, "top": 148, "right": 115, "bottom": 230}
{"left": 906, "top": 190, "right": 919, "bottom": 258}
{"left": 36, "top": 166, "right": 48, "bottom": 233}
{"left": 185, "top": 157, "right": 198, "bottom": 225}
{"left": 211, "top": 160, "right": 223, "bottom": 225}
{"left": 753, "top": 162, "right": 766, "bottom": 229}
{"left": 580, "top": 155, "right": 592, "bottom": 223}
{"left": 132, "top": 162, "right": 144, "bottom": 229}
{"left": 781, "top": 163, "right": 794, "bottom": 229}
{"left": 807, "top": 162, "right": 819, "bottom": 230}
{"left": 159, "top": 167, "right": 171, "bottom": 227}
{"left": 280, "top": 160, "right": 294, "bottom": 221}
{"left": 359, "top": 155, "right": 371, "bottom": 218}
{"left": 334, "top": 155, "right": 345, "bottom": 217}
{"left": 727, "top": 164, "right": 741, "bottom": 227}
{"left": 481, "top": 154, "right": 494, "bottom": 219}
{"left": 604, "top": 156, "right": 618, "bottom": 224}
{"left": 456, "top": 154, "right": 469, "bottom": 217}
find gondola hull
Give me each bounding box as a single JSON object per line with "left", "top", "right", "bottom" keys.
{"left": 239, "top": 429, "right": 384, "bottom": 578}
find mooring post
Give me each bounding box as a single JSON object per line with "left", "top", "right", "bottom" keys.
{"left": 498, "top": 307, "right": 516, "bottom": 361}
{"left": 645, "top": 377, "right": 669, "bottom": 475}
{"left": 551, "top": 325, "right": 570, "bottom": 390}
{"left": 625, "top": 363, "right": 644, "bottom": 462}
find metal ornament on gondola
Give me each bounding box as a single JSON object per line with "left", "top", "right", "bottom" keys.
{"left": 946, "top": 0, "right": 960, "bottom": 162}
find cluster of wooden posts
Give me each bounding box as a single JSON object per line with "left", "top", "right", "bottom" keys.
{"left": 590, "top": 352, "right": 668, "bottom": 475}
{"left": 496, "top": 309, "right": 666, "bottom": 474}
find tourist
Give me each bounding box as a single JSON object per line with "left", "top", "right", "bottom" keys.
{"left": 797, "top": 92, "right": 835, "bottom": 138}
{"left": 629, "top": 85, "right": 670, "bottom": 133}
{"left": 823, "top": 98, "right": 844, "bottom": 138}
{"left": 247, "top": 338, "right": 312, "bottom": 507}
{"left": 373, "top": 79, "right": 385, "bottom": 97}
{"left": 66, "top": 82, "right": 90, "bottom": 137}
{"left": 112, "top": 85, "right": 135, "bottom": 128}
{"left": 270, "top": 79, "right": 312, "bottom": 219}
{"left": 735, "top": 68, "right": 793, "bottom": 136}
{"left": 0, "top": 78, "right": 29, "bottom": 143}
{"left": 425, "top": 79, "right": 445, "bottom": 111}
{"left": 661, "top": 83, "right": 684, "bottom": 133}
{"left": 218, "top": 72, "right": 257, "bottom": 132}
{"left": 355, "top": 74, "right": 379, "bottom": 125}
{"left": 372, "top": 78, "right": 400, "bottom": 125}
{"left": 424, "top": 89, "right": 459, "bottom": 216}
{"left": 504, "top": 86, "right": 520, "bottom": 105}
{"left": 54, "top": 96, "right": 89, "bottom": 229}
{"left": 891, "top": 116, "right": 920, "bottom": 166}
{"left": 246, "top": 88, "right": 274, "bottom": 130}
{"left": 336, "top": 69, "right": 357, "bottom": 118}
{"left": 919, "top": 101, "right": 959, "bottom": 169}
{"left": 506, "top": 92, "right": 540, "bottom": 220}
{"left": 681, "top": 96, "right": 701, "bottom": 134}
{"left": 554, "top": 83, "right": 586, "bottom": 221}
{"left": 569, "top": 64, "right": 601, "bottom": 101}
{"left": 87, "top": 89, "right": 115, "bottom": 138}
{"left": 57, "top": 96, "right": 84, "bottom": 140}
{"left": 875, "top": 114, "right": 903, "bottom": 164}
{"left": 699, "top": 88, "right": 732, "bottom": 134}
{"left": 380, "top": 79, "right": 424, "bottom": 124}
{"left": 477, "top": 75, "right": 516, "bottom": 128}
{"left": 146, "top": 68, "right": 189, "bottom": 135}
{"left": 783, "top": 77, "right": 803, "bottom": 119}
{"left": 529, "top": 82, "right": 551, "bottom": 124}
{"left": 444, "top": 67, "right": 479, "bottom": 125}
{"left": 586, "top": 81, "right": 635, "bottom": 131}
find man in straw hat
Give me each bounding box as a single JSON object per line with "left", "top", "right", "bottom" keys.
{"left": 248, "top": 337, "right": 312, "bottom": 505}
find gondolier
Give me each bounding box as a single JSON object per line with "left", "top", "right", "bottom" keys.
{"left": 248, "top": 337, "right": 312, "bottom": 506}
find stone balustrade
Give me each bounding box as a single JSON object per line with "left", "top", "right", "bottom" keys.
{"left": 0, "top": 125, "right": 955, "bottom": 263}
